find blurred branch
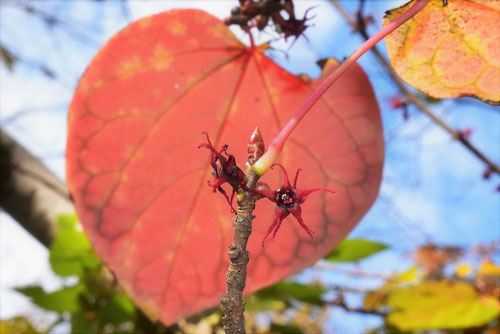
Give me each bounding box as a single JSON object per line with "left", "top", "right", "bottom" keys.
{"left": 325, "top": 295, "right": 387, "bottom": 316}
{"left": 315, "top": 260, "right": 394, "bottom": 281}
{"left": 0, "top": 43, "right": 17, "bottom": 70}
{"left": 1, "top": 104, "right": 68, "bottom": 124}
{"left": 14, "top": 3, "right": 100, "bottom": 46}
{"left": 0, "top": 129, "right": 73, "bottom": 247}
{"left": 329, "top": 0, "right": 500, "bottom": 176}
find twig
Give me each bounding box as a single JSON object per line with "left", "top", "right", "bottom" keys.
{"left": 329, "top": 0, "right": 500, "bottom": 176}
{"left": 325, "top": 295, "right": 387, "bottom": 316}
{"left": 314, "top": 260, "right": 394, "bottom": 281}
{"left": 219, "top": 128, "right": 264, "bottom": 334}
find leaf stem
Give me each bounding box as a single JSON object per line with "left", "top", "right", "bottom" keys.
{"left": 253, "top": 0, "right": 429, "bottom": 176}
{"left": 330, "top": 0, "right": 500, "bottom": 176}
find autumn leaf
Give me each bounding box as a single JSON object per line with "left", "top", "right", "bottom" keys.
{"left": 387, "top": 281, "right": 500, "bottom": 330}
{"left": 66, "top": 9, "right": 383, "bottom": 324}
{"left": 384, "top": 0, "right": 500, "bottom": 105}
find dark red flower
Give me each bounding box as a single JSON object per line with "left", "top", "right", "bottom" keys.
{"left": 223, "top": 0, "right": 314, "bottom": 43}
{"left": 253, "top": 163, "right": 334, "bottom": 246}
{"left": 390, "top": 95, "right": 409, "bottom": 121}
{"left": 453, "top": 127, "right": 473, "bottom": 140}
{"left": 272, "top": 2, "right": 315, "bottom": 42}
{"left": 198, "top": 132, "right": 246, "bottom": 213}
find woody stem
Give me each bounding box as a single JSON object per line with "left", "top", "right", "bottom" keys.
{"left": 219, "top": 129, "right": 263, "bottom": 334}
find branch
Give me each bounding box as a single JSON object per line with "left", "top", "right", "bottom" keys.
{"left": 314, "top": 260, "right": 394, "bottom": 281}
{"left": 219, "top": 128, "right": 264, "bottom": 334}
{"left": 325, "top": 295, "right": 387, "bottom": 316}
{"left": 329, "top": 0, "right": 500, "bottom": 176}
{"left": 0, "top": 129, "right": 73, "bottom": 247}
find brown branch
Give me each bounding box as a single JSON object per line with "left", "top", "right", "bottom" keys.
{"left": 329, "top": 0, "right": 500, "bottom": 176}
{"left": 0, "top": 129, "right": 73, "bottom": 247}
{"left": 325, "top": 295, "right": 387, "bottom": 316}
{"left": 219, "top": 128, "right": 264, "bottom": 334}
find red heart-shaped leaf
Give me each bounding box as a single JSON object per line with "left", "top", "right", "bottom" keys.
{"left": 66, "top": 9, "right": 383, "bottom": 324}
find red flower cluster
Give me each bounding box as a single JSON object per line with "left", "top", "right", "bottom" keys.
{"left": 224, "top": 0, "right": 314, "bottom": 42}
{"left": 198, "top": 132, "right": 247, "bottom": 213}
{"left": 253, "top": 164, "right": 334, "bottom": 246}
{"left": 200, "top": 133, "right": 335, "bottom": 246}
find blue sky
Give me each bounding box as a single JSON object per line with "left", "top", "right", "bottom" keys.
{"left": 1, "top": 0, "right": 498, "bottom": 331}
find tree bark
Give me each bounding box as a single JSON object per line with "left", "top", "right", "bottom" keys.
{"left": 0, "top": 129, "right": 73, "bottom": 247}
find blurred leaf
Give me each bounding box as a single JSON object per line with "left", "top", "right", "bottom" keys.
{"left": 363, "top": 282, "right": 394, "bottom": 311}
{"left": 49, "top": 214, "right": 100, "bottom": 277}
{"left": 256, "top": 282, "right": 325, "bottom": 306}
{"left": 245, "top": 294, "right": 287, "bottom": 312}
{"left": 71, "top": 312, "right": 95, "bottom": 334}
{"left": 365, "top": 265, "right": 421, "bottom": 311}
{"left": 0, "top": 44, "right": 17, "bottom": 71}
{"left": 475, "top": 261, "right": 500, "bottom": 297}
{"left": 456, "top": 263, "right": 473, "bottom": 278}
{"left": 270, "top": 323, "right": 304, "bottom": 334}
{"left": 425, "top": 96, "right": 442, "bottom": 104}
{"left": 15, "top": 284, "right": 84, "bottom": 313}
{"left": 397, "top": 265, "right": 420, "bottom": 283}
{"left": 325, "top": 239, "right": 388, "bottom": 262}
{"left": 414, "top": 244, "right": 463, "bottom": 275}
{"left": 97, "top": 293, "right": 136, "bottom": 324}
{"left": 0, "top": 317, "right": 37, "bottom": 334}
{"left": 479, "top": 261, "right": 500, "bottom": 276}
{"left": 387, "top": 281, "right": 500, "bottom": 330}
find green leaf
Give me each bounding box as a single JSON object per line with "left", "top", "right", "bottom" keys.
{"left": 245, "top": 294, "right": 287, "bottom": 312}
{"left": 0, "top": 317, "right": 37, "bottom": 334}
{"left": 49, "top": 214, "right": 100, "bottom": 277}
{"left": 324, "top": 238, "right": 388, "bottom": 262}
{"left": 387, "top": 281, "right": 500, "bottom": 330}
{"left": 71, "top": 312, "right": 95, "bottom": 334}
{"left": 15, "top": 284, "right": 84, "bottom": 313}
{"left": 97, "top": 293, "right": 136, "bottom": 324}
{"left": 269, "top": 323, "right": 304, "bottom": 334}
{"left": 256, "top": 282, "right": 325, "bottom": 306}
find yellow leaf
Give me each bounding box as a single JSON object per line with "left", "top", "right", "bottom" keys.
{"left": 384, "top": 0, "right": 500, "bottom": 105}
{"left": 479, "top": 261, "right": 500, "bottom": 276}
{"left": 456, "top": 263, "right": 472, "bottom": 278}
{"left": 398, "top": 265, "right": 420, "bottom": 283}
{"left": 387, "top": 281, "right": 500, "bottom": 330}
{"left": 363, "top": 282, "right": 395, "bottom": 311}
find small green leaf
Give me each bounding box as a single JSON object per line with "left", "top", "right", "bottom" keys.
{"left": 71, "top": 313, "right": 95, "bottom": 334}
{"left": 15, "top": 284, "right": 85, "bottom": 313}
{"left": 49, "top": 214, "right": 100, "bottom": 277}
{"left": 269, "top": 323, "right": 304, "bottom": 334}
{"left": 387, "top": 281, "right": 500, "bottom": 330}
{"left": 245, "top": 294, "right": 287, "bottom": 312}
{"left": 256, "top": 282, "right": 325, "bottom": 306}
{"left": 97, "top": 293, "right": 136, "bottom": 324}
{"left": 325, "top": 238, "right": 388, "bottom": 262}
